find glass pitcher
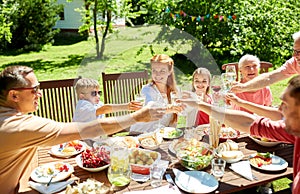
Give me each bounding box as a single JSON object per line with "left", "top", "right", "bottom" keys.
{"left": 107, "top": 141, "right": 131, "bottom": 188}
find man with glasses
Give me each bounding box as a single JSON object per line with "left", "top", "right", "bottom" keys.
{"left": 0, "top": 65, "right": 165, "bottom": 194}
{"left": 231, "top": 31, "right": 300, "bottom": 93}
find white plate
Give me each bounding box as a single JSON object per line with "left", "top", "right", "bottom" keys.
{"left": 249, "top": 153, "right": 288, "bottom": 171}
{"left": 160, "top": 127, "right": 183, "bottom": 139}
{"left": 215, "top": 150, "right": 244, "bottom": 164}
{"left": 50, "top": 140, "right": 86, "bottom": 158}
{"left": 175, "top": 171, "right": 218, "bottom": 193}
{"left": 249, "top": 136, "right": 281, "bottom": 147}
{"left": 75, "top": 154, "right": 110, "bottom": 172}
{"left": 31, "top": 162, "right": 74, "bottom": 183}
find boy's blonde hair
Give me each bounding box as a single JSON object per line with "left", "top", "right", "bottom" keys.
{"left": 75, "top": 78, "right": 99, "bottom": 99}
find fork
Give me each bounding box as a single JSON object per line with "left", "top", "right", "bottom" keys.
{"left": 46, "top": 172, "right": 59, "bottom": 187}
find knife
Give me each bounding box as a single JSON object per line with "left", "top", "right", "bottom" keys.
{"left": 165, "top": 174, "right": 180, "bottom": 191}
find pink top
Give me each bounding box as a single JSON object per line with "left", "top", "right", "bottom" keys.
{"left": 278, "top": 57, "right": 300, "bottom": 76}
{"left": 194, "top": 95, "right": 213, "bottom": 126}
{"left": 250, "top": 117, "right": 299, "bottom": 194}
{"left": 233, "top": 87, "right": 273, "bottom": 114}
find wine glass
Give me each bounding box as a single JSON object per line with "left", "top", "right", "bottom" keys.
{"left": 210, "top": 75, "right": 224, "bottom": 106}
{"left": 225, "top": 65, "right": 237, "bottom": 83}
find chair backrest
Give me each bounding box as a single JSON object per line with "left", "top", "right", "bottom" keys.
{"left": 221, "top": 61, "right": 273, "bottom": 81}
{"left": 33, "top": 77, "right": 80, "bottom": 122}
{"left": 102, "top": 70, "right": 148, "bottom": 117}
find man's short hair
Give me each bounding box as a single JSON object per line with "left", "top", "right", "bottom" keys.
{"left": 74, "top": 78, "right": 99, "bottom": 97}
{"left": 0, "top": 65, "right": 33, "bottom": 100}
{"left": 292, "top": 31, "right": 300, "bottom": 43}
{"left": 288, "top": 75, "right": 300, "bottom": 105}
{"left": 238, "top": 54, "right": 260, "bottom": 69}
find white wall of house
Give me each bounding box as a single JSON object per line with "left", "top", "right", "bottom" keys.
{"left": 54, "top": 0, "right": 83, "bottom": 30}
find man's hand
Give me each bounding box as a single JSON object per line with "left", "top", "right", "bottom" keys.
{"left": 225, "top": 92, "right": 241, "bottom": 106}
{"left": 230, "top": 82, "right": 246, "bottom": 93}
{"left": 131, "top": 102, "right": 166, "bottom": 122}
{"left": 128, "top": 101, "right": 143, "bottom": 111}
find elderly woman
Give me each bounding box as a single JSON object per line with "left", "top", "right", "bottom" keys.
{"left": 231, "top": 54, "right": 273, "bottom": 114}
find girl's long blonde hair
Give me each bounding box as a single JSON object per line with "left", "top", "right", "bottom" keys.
{"left": 191, "top": 67, "right": 211, "bottom": 95}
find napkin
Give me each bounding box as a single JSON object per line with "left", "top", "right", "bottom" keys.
{"left": 28, "top": 179, "right": 74, "bottom": 194}
{"left": 123, "top": 185, "right": 181, "bottom": 194}
{"left": 230, "top": 160, "right": 254, "bottom": 181}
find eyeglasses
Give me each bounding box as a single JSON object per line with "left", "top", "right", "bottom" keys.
{"left": 11, "top": 84, "right": 40, "bottom": 94}
{"left": 90, "top": 91, "right": 101, "bottom": 97}
{"left": 293, "top": 49, "right": 300, "bottom": 56}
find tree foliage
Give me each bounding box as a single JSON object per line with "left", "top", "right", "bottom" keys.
{"left": 134, "top": 0, "right": 300, "bottom": 68}
{"left": 0, "top": 0, "right": 62, "bottom": 51}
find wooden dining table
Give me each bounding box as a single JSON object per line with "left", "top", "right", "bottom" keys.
{"left": 18, "top": 132, "right": 294, "bottom": 194}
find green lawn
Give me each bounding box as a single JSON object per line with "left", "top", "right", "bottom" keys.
{"left": 0, "top": 31, "right": 292, "bottom": 192}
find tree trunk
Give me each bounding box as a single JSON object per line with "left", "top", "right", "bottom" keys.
{"left": 93, "top": 0, "right": 100, "bottom": 58}
{"left": 99, "top": 10, "right": 111, "bottom": 59}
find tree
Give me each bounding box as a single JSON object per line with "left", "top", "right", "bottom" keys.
{"left": 76, "top": 0, "right": 145, "bottom": 58}
{"left": 0, "top": 2, "right": 13, "bottom": 43}
{"left": 0, "top": 0, "right": 62, "bottom": 51}
{"left": 133, "top": 0, "right": 300, "bottom": 68}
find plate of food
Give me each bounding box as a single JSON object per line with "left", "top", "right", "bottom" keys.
{"left": 200, "top": 125, "right": 239, "bottom": 142}
{"left": 137, "top": 131, "right": 163, "bottom": 150}
{"left": 66, "top": 178, "right": 110, "bottom": 194}
{"left": 214, "top": 140, "right": 244, "bottom": 163}
{"left": 76, "top": 147, "right": 110, "bottom": 172}
{"left": 31, "top": 162, "right": 74, "bottom": 183}
{"left": 249, "top": 152, "right": 288, "bottom": 171}
{"left": 160, "top": 127, "right": 183, "bottom": 139}
{"left": 93, "top": 136, "right": 139, "bottom": 149}
{"left": 50, "top": 140, "right": 86, "bottom": 158}
{"left": 249, "top": 136, "right": 281, "bottom": 147}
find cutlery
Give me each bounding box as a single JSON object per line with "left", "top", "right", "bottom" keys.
{"left": 165, "top": 174, "right": 179, "bottom": 191}
{"left": 46, "top": 172, "right": 60, "bottom": 187}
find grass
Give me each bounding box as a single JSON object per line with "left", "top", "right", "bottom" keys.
{"left": 0, "top": 27, "right": 292, "bottom": 192}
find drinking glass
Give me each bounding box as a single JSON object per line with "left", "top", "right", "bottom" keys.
{"left": 211, "top": 158, "right": 226, "bottom": 178}
{"left": 107, "top": 141, "right": 131, "bottom": 189}
{"left": 225, "top": 65, "right": 237, "bottom": 82}
{"left": 135, "top": 93, "right": 146, "bottom": 106}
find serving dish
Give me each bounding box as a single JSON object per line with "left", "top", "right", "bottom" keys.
{"left": 160, "top": 127, "right": 183, "bottom": 139}
{"left": 249, "top": 136, "right": 281, "bottom": 147}
{"left": 172, "top": 139, "right": 213, "bottom": 170}
{"left": 76, "top": 147, "right": 110, "bottom": 172}
{"left": 129, "top": 148, "right": 161, "bottom": 175}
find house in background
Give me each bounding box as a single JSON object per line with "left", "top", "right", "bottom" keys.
{"left": 54, "top": 0, "right": 125, "bottom": 33}
{"left": 54, "top": 0, "right": 83, "bottom": 32}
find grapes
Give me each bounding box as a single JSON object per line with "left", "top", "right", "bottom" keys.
{"left": 81, "top": 147, "right": 110, "bottom": 168}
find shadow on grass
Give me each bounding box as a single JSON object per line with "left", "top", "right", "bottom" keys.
{"left": 1, "top": 54, "right": 84, "bottom": 72}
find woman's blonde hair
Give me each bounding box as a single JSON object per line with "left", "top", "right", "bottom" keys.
{"left": 150, "top": 54, "right": 177, "bottom": 102}
{"left": 191, "top": 67, "right": 211, "bottom": 94}
{"left": 150, "top": 54, "right": 178, "bottom": 124}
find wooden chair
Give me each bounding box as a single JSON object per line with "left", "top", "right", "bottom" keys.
{"left": 102, "top": 70, "right": 148, "bottom": 117}
{"left": 33, "top": 77, "right": 80, "bottom": 122}
{"left": 221, "top": 61, "right": 273, "bottom": 81}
